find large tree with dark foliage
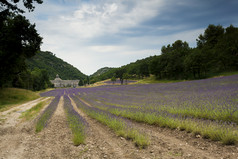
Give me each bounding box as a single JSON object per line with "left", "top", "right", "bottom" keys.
{"left": 214, "top": 25, "right": 238, "bottom": 71}
{"left": 0, "top": 15, "right": 42, "bottom": 87}
{"left": 0, "top": 0, "right": 43, "bottom": 88}
{"left": 0, "top": 0, "right": 43, "bottom": 13}
{"left": 149, "top": 40, "right": 190, "bottom": 79}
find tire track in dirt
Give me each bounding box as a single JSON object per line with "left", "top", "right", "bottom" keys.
{"left": 74, "top": 97, "right": 209, "bottom": 159}
{"left": 0, "top": 97, "right": 52, "bottom": 159}
{"left": 129, "top": 121, "right": 215, "bottom": 159}
{"left": 70, "top": 97, "right": 135, "bottom": 159}
{"left": 1, "top": 94, "right": 237, "bottom": 159}
{"left": 125, "top": 119, "right": 238, "bottom": 159}
{"left": 0, "top": 97, "right": 50, "bottom": 128}
{"left": 22, "top": 96, "right": 83, "bottom": 159}
{"left": 71, "top": 99, "right": 165, "bottom": 159}
{"left": 77, "top": 97, "right": 238, "bottom": 159}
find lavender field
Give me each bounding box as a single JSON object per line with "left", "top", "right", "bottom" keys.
{"left": 41, "top": 75, "right": 238, "bottom": 145}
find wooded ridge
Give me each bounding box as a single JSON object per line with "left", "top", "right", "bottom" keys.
{"left": 26, "top": 51, "right": 87, "bottom": 80}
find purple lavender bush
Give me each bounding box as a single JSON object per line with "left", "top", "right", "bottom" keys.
{"left": 63, "top": 95, "right": 87, "bottom": 145}
{"left": 40, "top": 75, "right": 238, "bottom": 144}
{"left": 35, "top": 95, "right": 60, "bottom": 132}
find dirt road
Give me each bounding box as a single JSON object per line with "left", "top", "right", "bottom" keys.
{"left": 0, "top": 97, "right": 50, "bottom": 159}
{"left": 0, "top": 96, "right": 238, "bottom": 159}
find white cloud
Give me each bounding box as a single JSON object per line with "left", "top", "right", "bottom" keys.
{"left": 25, "top": 0, "right": 167, "bottom": 75}
{"left": 23, "top": 0, "right": 237, "bottom": 75}
{"left": 50, "top": 0, "right": 164, "bottom": 38}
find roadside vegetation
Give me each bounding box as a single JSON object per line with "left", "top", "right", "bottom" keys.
{"left": 20, "top": 98, "right": 51, "bottom": 121}
{"left": 136, "top": 75, "right": 185, "bottom": 84}
{"left": 0, "top": 88, "right": 40, "bottom": 111}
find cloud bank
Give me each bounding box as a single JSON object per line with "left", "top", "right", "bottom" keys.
{"left": 25, "top": 0, "right": 238, "bottom": 75}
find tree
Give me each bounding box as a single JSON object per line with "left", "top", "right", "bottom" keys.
{"left": 115, "top": 68, "right": 126, "bottom": 85}
{"left": 138, "top": 61, "right": 150, "bottom": 78}
{"left": 11, "top": 68, "right": 51, "bottom": 91}
{"left": 31, "top": 69, "right": 50, "bottom": 91}
{"left": 111, "top": 76, "right": 116, "bottom": 85}
{"left": 12, "top": 69, "right": 33, "bottom": 89}
{"left": 123, "top": 73, "right": 129, "bottom": 85}
{"left": 196, "top": 25, "right": 227, "bottom": 73}
{"left": 184, "top": 49, "right": 206, "bottom": 79}
{"left": 78, "top": 79, "right": 84, "bottom": 86}
{"left": 0, "top": 15, "right": 42, "bottom": 88}
{"left": 0, "top": 0, "right": 43, "bottom": 14}
{"left": 214, "top": 25, "right": 238, "bottom": 71}
{"left": 86, "top": 76, "right": 90, "bottom": 85}
{"left": 89, "top": 24, "right": 237, "bottom": 82}
{"left": 0, "top": 0, "right": 43, "bottom": 88}
{"left": 196, "top": 24, "right": 224, "bottom": 48}
{"left": 150, "top": 40, "right": 190, "bottom": 79}
{"left": 149, "top": 56, "right": 160, "bottom": 78}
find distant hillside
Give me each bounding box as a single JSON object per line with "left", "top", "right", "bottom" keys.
{"left": 89, "top": 56, "right": 154, "bottom": 84}
{"left": 26, "top": 51, "right": 87, "bottom": 80}
{"left": 90, "top": 67, "right": 113, "bottom": 77}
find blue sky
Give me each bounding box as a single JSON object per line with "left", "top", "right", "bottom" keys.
{"left": 25, "top": 0, "right": 238, "bottom": 75}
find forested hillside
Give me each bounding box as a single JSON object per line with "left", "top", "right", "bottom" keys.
{"left": 90, "top": 57, "right": 153, "bottom": 83}
{"left": 90, "top": 24, "right": 238, "bottom": 84}
{"left": 26, "top": 51, "right": 87, "bottom": 80}
{"left": 90, "top": 67, "right": 113, "bottom": 77}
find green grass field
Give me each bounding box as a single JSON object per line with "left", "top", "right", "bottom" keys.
{"left": 20, "top": 99, "right": 51, "bottom": 121}
{"left": 0, "top": 88, "right": 40, "bottom": 111}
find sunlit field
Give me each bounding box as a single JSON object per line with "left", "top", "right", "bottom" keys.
{"left": 41, "top": 75, "right": 238, "bottom": 145}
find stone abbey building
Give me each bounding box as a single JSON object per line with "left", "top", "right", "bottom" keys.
{"left": 50, "top": 74, "right": 79, "bottom": 88}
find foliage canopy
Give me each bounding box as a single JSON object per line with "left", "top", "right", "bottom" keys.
{"left": 90, "top": 24, "right": 238, "bottom": 83}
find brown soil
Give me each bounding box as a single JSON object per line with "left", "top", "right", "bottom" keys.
{"left": 0, "top": 96, "right": 237, "bottom": 159}
{"left": 0, "top": 97, "right": 51, "bottom": 159}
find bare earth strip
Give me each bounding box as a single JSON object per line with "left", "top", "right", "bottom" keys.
{"left": 1, "top": 96, "right": 238, "bottom": 159}
{"left": 0, "top": 97, "right": 50, "bottom": 128}
{"left": 70, "top": 97, "right": 211, "bottom": 159}
{"left": 70, "top": 97, "right": 135, "bottom": 159}
{"left": 78, "top": 97, "right": 238, "bottom": 159}
{"left": 0, "top": 97, "right": 51, "bottom": 159}
{"left": 120, "top": 114, "right": 238, "bottom": 158}
{"left": 22, "top": 96, "right": 82, "bottom": 158}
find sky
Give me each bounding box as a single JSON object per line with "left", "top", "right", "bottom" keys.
{"left": 24, "top": 0, "right": 238, "bottom": 75}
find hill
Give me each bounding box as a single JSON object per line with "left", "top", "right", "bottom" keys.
{"left": 90, "top": 25, "right": 238, "bottom": 84}
{"left": 26, "top": 51, "right": 87, "bottom": 80}
{"left": 89, "top": 56, "right": 154, "bottom": 84}
{"left": 90, "top": 67, "right": 113, "bottom": 77}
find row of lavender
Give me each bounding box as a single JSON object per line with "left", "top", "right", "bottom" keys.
{"left": 42, "top": 75, "right": 238, "bottom": 124}
{"left": 70, "top": 94, "right": 150, "bottom": 148}
{"left": 35, "top": 95, "right": 60, "bottom": 132}
{"left": 35, "top": 89, "right": 65, "bottom": 132}
{"left": 79, "top": 75, "right": 238, "bottom": 124}
{"left": 40, "top": 75, "right": 238, "bottom": 144}
{"left": 35, "top": 93, "right": 87, "bottom": 145}
{"left": 39, "top": 88, "right": 150, "bottom": 148}
{"left": 63, "top": 95, "right": 87, "bottom": 145}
